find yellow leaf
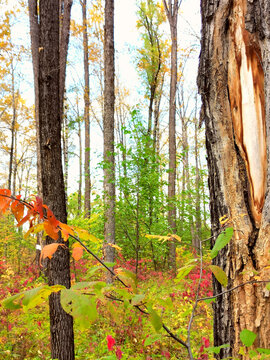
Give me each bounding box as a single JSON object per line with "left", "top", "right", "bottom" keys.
{"left": 219, "top": 215, "right": 229, "bottom": 225}
{"left": 59, "top": 222, "right": 74, "bottom": 241}
{"left": 170, "top": 234, "right": 181, "bottom": 243}
{"left": 24, "top": 223, "right": 44, "bottom": 239}
{"left": 107, "top": 243, "right": 122, "bottom": 251}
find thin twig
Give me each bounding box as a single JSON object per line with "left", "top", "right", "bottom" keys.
{"left": 198, "top": 280, "right": 270, "bottom": 302}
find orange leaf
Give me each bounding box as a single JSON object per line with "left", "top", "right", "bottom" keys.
{"left": 0, "top": 189, "right": 12, "bottom": 214}
{"left": 17, "top": 208, "right": 34, "bottom": 227}
{"left": 44, "top": 206, "right": 59, "bottom": 227}
{"left": 59, "top": 222, "right": 74, "bottom": 241}
{"left": 44, "top": 220, "right": 59, "bottom": 241}
{"left": 11, "top": 195, "right": 24, "bottom": 223}
{"left": 40, "top": 243, "right": 67, "bottom": 266}
{"left": 72, "top": 243, "right": 84, "bottom": 261}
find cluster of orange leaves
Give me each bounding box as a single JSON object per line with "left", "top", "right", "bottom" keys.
{"left": 0, "top": 189, "right": 84, "bottom": 264}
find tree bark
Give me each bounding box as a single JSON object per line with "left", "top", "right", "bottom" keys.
{"left": 103, "top": 0, "right": 115, "bottom": 283}
{"left": 38, "top": 1, "right": 74, "bottom": 359}
{"left": 82, "top": 0, "right": 91, "bottom": 218}
{"left": 163, "top": 0, "right": 181, "bottom": 274}
{"left": 8, "top": 59, "right": 16, "bottom": 191}
{"left": 59, "top": 0, "right": 73, "bottom": 123}
{"left": 198, "top": 0, "right": 270, "bottom": 358}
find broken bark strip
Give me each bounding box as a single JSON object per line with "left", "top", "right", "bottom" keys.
{"left": 228, "top": 0, "right": 266, "bottom": 227}
{"left": 198, "top": 0, "right": 270, "bottom": 358}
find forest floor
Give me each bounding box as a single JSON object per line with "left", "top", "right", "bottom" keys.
{"left": 0, "top": 248, "right": 214, "bottom": 360}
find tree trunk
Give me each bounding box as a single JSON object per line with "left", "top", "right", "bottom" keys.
{"left": 82, "top": 0, "right": 91, "bottom": 218}
{"left": 163, "top": 0, "right": 180, "bottom": 275}
{"left": 8, "top": 59, "right": 16, "bottom": 191}
{"left": 62, "top": 115, "right": 69, "bottom": 194}
{"left": 59, "top": 0, "right": 73, "bottom": 123}
{"left": 38, "top": 1, "right": 74, "bottom": 359}
{"left": 194, "top": 113, "right": 201, "bottom": 249}
{"left": 198, "top": 0, "right": 270, "bottom": 358}
{"left": 103, "top": 0, "right": 115, "bottom": 283}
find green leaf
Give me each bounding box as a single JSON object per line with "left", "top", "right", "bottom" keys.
{"left": 204, "top": 297, "right": 216, "bottom": 304}
{"left": 207, "top": 344, "right": 230, "bottom": 354}
{"left": 266, "top": 282, "right": 270, "bottom": 290}
{"left": 209, "top": 265, "right": 228, "bottom": 287}
{"left": 240, "top": 329, "right": 257, "bottom": 347}
{"left": 257, "top": 348, "right": 270, "bottom": 355}
{"left": 211, "top": 227, "right": 234, "bottom": 259}
{"left": 116, "top": 268, "right": 137, "bottom": 291}
{"left": 61, "top": 289, "right": 97, "bottom": 329}
{"left": 144, "top": 334, "right": 162, "bottom": 346}
{"left": 103, "top": 262, "right": 116, "bottom": 268}
{"left": 175, "top": 264, "right": 196, "bottom": 282}
{"left": 2, "top": 292, "right": 24, "bottom": 310}
{"left": 22, "top": 285, "right": 65, "bottom": 310}
{"left": 131, "top": 294, "right": 145, "bottom": 306}
{"left": 248, "top": 349, "right": 258, "bottom": 358}
{"left": 71, "top": 281, "right": 106, "bottom": 291}
{"left": 147, "top": 306, "right": 162, "bottom": 332}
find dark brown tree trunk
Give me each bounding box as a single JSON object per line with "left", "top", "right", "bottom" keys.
{"left": 163, "top": 0, "right": 181, "bottom": 274}
{"left": 82, "top": 0, "right": 91, "bottom": 218}
{"left": 59, "top": 0, "right": 73, "bottom": 123}
{"left": 103, "top": 0, "right": 115, "bottom": 283}
{"left": 38, "top": 1, "right": 74, "bottom": 359}
{"left": 8, "top": 60, "right": 16, "bottom": 191}
{"left": 78, "top": 108, "right": 82, "bottom": 214}
{"left": 198, "top": 0, "right": 270, "bottom": 358}
{"left": 62, "top": 115, "right": 69, "bottom": 194}
{"left": 194, "top": 113, "right": 201, "bottom": 250}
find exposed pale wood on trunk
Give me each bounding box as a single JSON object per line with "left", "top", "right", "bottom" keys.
{"left": 198, "top": 0, "right": 270, "bottom": 358}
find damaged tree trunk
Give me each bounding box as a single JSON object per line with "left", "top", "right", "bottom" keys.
{"left": 198, "top": 0, "right": 270, "bottom": 358}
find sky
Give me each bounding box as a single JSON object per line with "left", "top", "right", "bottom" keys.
{"left": 2, "top": 0, "right": 202, "bottom": 195}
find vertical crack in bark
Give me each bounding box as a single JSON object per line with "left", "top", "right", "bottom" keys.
{"left": 228, "top": 0, "right": 266, "bottom": 228}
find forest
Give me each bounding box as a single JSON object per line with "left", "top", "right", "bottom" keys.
{"left": 0, "top": 0, "right": 270, "bottom": 359}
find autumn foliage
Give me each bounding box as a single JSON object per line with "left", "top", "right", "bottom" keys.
{"left": 0, "top": 189, "right": 84, "bottom": 263}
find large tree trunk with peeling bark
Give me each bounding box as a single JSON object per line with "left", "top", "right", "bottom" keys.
{"left": 198, "top": 0, "right": 270, "bottom": 358}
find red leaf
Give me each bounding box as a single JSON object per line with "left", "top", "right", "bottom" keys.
{"left": 34, "top": 196, "right": 44, "bottom": 219}
{"left": 17, "top": 209, "right": 32, "bottom": 227}
{"left": 115, "top": 347, "right": 123, "bottom": 359}
{"left": 11, "top": 195, "right": 24, "bottom": 223}
{"left": 0, "top": 189, "right": 12, "bottom": 214}
{"left": 107, "top": 335, "right": 115, "bottom": 351}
